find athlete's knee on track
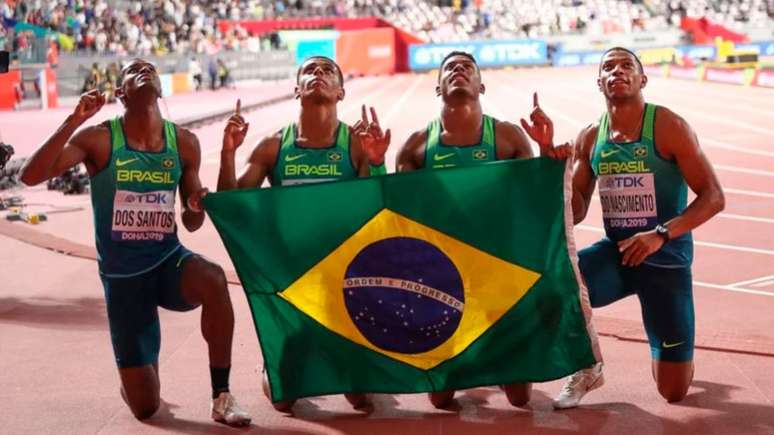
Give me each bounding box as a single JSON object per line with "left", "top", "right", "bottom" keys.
{"left": 653, "top": 359, "right": 693, "bottom": 403}
{"left": 129, "top": 399, "right": 160, "bottom": 420}
{"left": 657, "top": 378, "right": 690, "bottom": 403}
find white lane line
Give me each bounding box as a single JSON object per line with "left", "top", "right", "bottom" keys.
{"left": 693, "top": 281, "right": 774, "bottom": 297}
{"left": 575, "top": 224, "right": 774, "bottom": 256}
{"left": 716, "top": 213, "right": 774, "bottom": 224}
{"left": 701, "top": 138, "right": 774, "bottom": 159}
{"left": 724, "top": 188, "right": 774, "bottom": 199}
{"left": 752, "top": 279, "right": 774, "bottom": 288}
{"left": 715, "top": 164, "right": 774, "bottom": 178}
{"left": 727, "top": 274, "right": 774, "bottom": 288}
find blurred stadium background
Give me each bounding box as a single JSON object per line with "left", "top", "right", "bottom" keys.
{"left": 1, "top": 0, "right": 773, "bottom": 111}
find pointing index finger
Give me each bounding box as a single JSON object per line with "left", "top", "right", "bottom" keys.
{"left": 533, "top": 92, "right": 539, "bottom": 108}
{"left": 235, "top": 99, "right": 241, "bottom": 115}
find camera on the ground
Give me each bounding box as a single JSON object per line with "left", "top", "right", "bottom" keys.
{"left": 0, "top": 143, "right": 14, "bottom": 171}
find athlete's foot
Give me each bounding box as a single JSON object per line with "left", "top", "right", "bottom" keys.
{"left": 211, "top": 392, "right": 251, "bottom": 427}
{"left": 272, "top": 399, "right": 296, "bottom": 413}
{"left": 553, "top": 362, "right": 604, "bottom": 409}
{"left": 503, "top": 383, "right": 532, "bottom": 407}
{"left": 344, "top": 393, "right": 369, "bottom": 409}
{"left": 428, "top": 391, "right": 455, "bottom": 409}
{"left": 261, "top": 367, "right": 296, "bottom": 412}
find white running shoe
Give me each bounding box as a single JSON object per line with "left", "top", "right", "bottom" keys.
{"left": 552, "top": 362, "right": 604, "bottom": 409}
{"left": 211, "top": 392, "right": 252, "bottom": 426}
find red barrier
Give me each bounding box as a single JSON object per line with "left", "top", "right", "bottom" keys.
{"left": 393, "top": 27, "right": 423, "bottom": 73}
{"left": 681, "top": 17, "right": 748, "bottom": 45}
{"left": 0, "top": 70, "right": 22, "bottom": 110}
{"left": 44, "top": 67, "right": 58, "bottom": 108}
{"left": 336, "top": 28, "right": 396, "bottom": 76}
{"left": 219, "top": 17, "right": 383, "bottom": 35}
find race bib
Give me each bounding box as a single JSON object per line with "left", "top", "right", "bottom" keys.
{"left": 598, "top": 173, "right": 658, "bottom": 230}
{"left": 111, "top": 189, "right": 176, "bottom": 241}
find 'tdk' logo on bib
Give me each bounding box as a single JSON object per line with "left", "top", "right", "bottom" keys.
{"left": 343, "top": 237, "right": 463, "bottom": 354}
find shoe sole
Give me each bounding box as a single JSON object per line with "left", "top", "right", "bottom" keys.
{"left": 552, "top": 374, "right": 605, "bottom": 410}
{"left": 212, "top": 414, "right": 252, "bottom": 427}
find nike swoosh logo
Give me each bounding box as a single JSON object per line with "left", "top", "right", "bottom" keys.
{"left": 285, "top": 154, "right": 307, "bottom": 162}
{"left": 662, "top": 341, "right": 685, "bottom": 349}
{"left": 434, "top": 152, "right": 455, "bottom": 161}
{"left": 115, "top": 158, "right": 140, "bottom": 167}
{"left": 600, "top": 149, "right": 620, "bottom": 158}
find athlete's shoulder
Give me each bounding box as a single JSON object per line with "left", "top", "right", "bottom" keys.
{"left": 493, "top": 118, "right": 531, "bottom": 160}
{"left": 396, "top": 128, "right": 428, "bottom": 171}
{"left": 401, "top": 128, "right": 428, "bottom": 152}
{"left": 576, "top": 121, "right": 600, "bottom": 161}
{"left": 248, "top": 129, "right": 283, "bottom": 165}
{"left": 653, "top": 105, "right": 691, "bottom": 131}
{"left": 71, "top": 122, "right": 111, "bottom": 144}
{"left": 174, "top": 125, "right": 200, "bottom": 149}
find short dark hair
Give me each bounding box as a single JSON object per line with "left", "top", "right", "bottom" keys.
{"left": 296, "top": 56, "right": 344, "bottom": 85}
{"left": 438, "top": 51, "right": 479, "bottom": 82}
{"left": 599, "top": 47, "right": 644, "bottom": 74}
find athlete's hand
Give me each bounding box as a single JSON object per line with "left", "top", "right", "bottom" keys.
{"left": 186, "top": 187, "right": 209, "bottom": 213}
{"left": 222, "top": 99, "right": 249, "bottom": 153}
{"left": 618, "top": 230, "right": 665, "bottom": 267}
{"left": 549, "top": 141, "right": 574, "bottom": 160}
{"left": 72, "top": 89, "right": 106, "bottom": 124}
{"left": 520, "top": 92, "right": 558, "bottom": 157}
{"left": 352, "top": 105, "right": 390, "bottom": 166}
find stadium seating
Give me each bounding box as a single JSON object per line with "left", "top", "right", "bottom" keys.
{"left": 3, "top": 0, "right": 772, "bottom": 55}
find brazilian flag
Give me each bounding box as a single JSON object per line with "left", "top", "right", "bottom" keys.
{"left": 204, "top": 158, "right": 599, "bottom": 402}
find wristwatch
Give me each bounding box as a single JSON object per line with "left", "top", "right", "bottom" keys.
{"left": 655, "top": 224, "right": 670, "bottom": 245}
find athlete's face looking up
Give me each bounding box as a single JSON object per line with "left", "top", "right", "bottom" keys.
{"left": 597, "top": 50, "right": 647, "bottom": 101}
{"left": 295, "top": 58, "right": 344, "bottom": 104}
{"left": 437, "top": 55, "right": 485, "bottom": 101}
{"left": 117, "top": 59, "right": 162, "bottom": 105}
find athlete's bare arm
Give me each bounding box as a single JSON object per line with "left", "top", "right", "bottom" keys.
{"left": 617, "top": 108, "right": 724, "bottom": 266}
{"left": 571, "top": 124, "right": 599, "bottom": 225}
{"left": 494, "top": 120, "right": 534, "bottom": 160}
{"left": 395, "top": 130, "right": 428, "bottom": 172}
{"left": 654, "top": 108, "right": 725, "bottom": 238}
{"left": 177, "top": 127, "right": 207, "bottom": 232}
{"left": 21, "top": 90, "right": 109, "bottom": 185}
{"left": 234, "top": 134, "right": 282, "bottom": 189}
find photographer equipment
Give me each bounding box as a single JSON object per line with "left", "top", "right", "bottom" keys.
{"left": 47, "top": 164, "right": 90, "bottom": 194}
{"left": 0, "top": 142, "right": 13, "bottom": 170}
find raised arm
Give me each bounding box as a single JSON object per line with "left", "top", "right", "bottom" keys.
{"left": 217, "top": 99, "right": 250, "bottom": 191}
{"left": 20, "top": 90, "right": 107, "bottom": 185}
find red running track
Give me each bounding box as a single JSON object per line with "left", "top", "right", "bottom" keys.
{"left": 1, "top": 67, "right": 773, "bottom": 434}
